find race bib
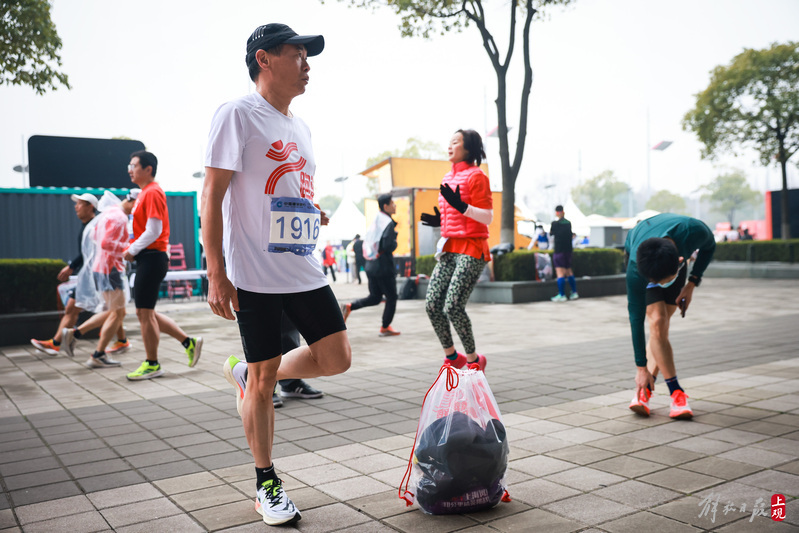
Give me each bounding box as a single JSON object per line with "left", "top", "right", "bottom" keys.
{"left": 267, "top": 197, "right": 320, "bottom": 256}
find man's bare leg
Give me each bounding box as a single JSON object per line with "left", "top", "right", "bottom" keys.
{"left": 274, "top": 331, "right": 351, "bottom": 381}
{"left": 54, "top": 299, "right": 82, "bottom": 342}
{"left": 136, "top": 308, "right": 160, "bottom": 361}
{"left": 645, "top": 301, "right": 679, "bottom": 379}
{"left": 155, "top": 312, "right": 188, "bottom": 342}
{"left": 243, "top": 357, "right": 281, "bottom": 467}
{"left": 96, "top": 291, "right": 126, "bottom": 352}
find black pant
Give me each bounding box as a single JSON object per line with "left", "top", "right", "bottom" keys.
{"left": 350, "top": 273, "right": 397, "bottom": 328}
{"left": 323, "top": 264, "right": 336, "bottom": 282}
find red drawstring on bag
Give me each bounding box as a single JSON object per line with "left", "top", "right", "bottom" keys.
{"left": 399, "top": 363, "right": 459, "bottom": 506}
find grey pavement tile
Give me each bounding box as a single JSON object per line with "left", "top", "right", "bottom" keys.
{"left": 667, "top": 435, "right": 740, "bottom": 455}
{"left": 9, "top": 480, "right": 81, "bottom": 507}
{"left": 0, "top": 509, "right": 15, "bottom": 529}
{"left": 544, "top": 466, "right": 626, "bottom": 491}
{"left": 127, "top": 448, "right": 188, "bottom": 468}
{"left": 630, "top": 445, "right": 705, "bottom": 466}
{"left": 152, "top": 424, "right": 207, "bottom": 439}
{"left": 600, "top": 510, "right": 701, "bottom": 533}
{"left": 680, "top": 457, "right": 763, "bottom": 480}
{"left": 87, "top": 483, "right": 163, "bottom": 509}
{"left": 316, "top": 475, "right": 393, "bottom": 500}
{"left": 40, "top": 430, "right": 95, "bottom": 446}
{"left": 349, "top": 490, "right": 415, "bottom": 520}
{"left": 0, "top": 446, "right": 52, "bottom": 464}
{"left": 341, "top": 453, "right": 406, "bottom": 475}
{"left": 506, "top": 478, "right": 581, "bottom": 507}
{"left": 138, "top": 460, "right": 206, "bottom": 481}
{"left": 189, "top": 499, "right": 258, "bottom": 531}
{"left": 544, "top": 444, "right": 618, "bottom": 466}
{"left": 77, "top": 470, "right": 147, "bottom": 493}
{"left": 512, "top": 435, "right": 572, "bottom": 454}
{"left": 384, "top": 509, "right": 478, "bottom": 533}
{"left": 115, "top": 513, "right": 206, "bottom": 533}
{"left": 59, "top": 447, "right": 119, "bottom": 466}
{"left": 294, "top": 434, "right": 357, "bottom": 451}
{"left": 582, "top": 419, "right": 643, "bottom": 435}
{"left": 776, "top": 460, "right": 799, "bottom": 476}
{"left": 594, "top": 480, "right": 681, "bottom": 509}
{"left": 103, "top": 431, "right": 157, "bottom": 447}
{"left": 508, "top": 455, "right": 575, "bottom": 477}
{"left": 704, "top": 427, "right": 771, "bottom": 445}
{"left": 68, "top": 458, "right": 130, "bottom": 479}
{"left": 736, "top": 470, "right": 799, "bottom": 496}
{"left": 590, "top": 455, "right": 667, "bottom": 478}
{"left": 718, "top": 446, "right": 795, "bottom": 468}
{"left": 0, "top": 437, "right": 45, "bottom": 453}
{"left": 177, "top": 440, "right": 238, "bottom": 458}
{"left": 586, "top": 436, "right": 655, "bottom": 454}
{"left": 15, "top": 494, "right": 94, "bottom": 525}
{"left": 164, "top": 431, "right": 221, "bottom": 448}
{"left": 289, "top": 463, "right": 361, "bottom": 486}
{"left": 692, "top": 412, "right": 750, "bottom": 427}
{"left": 193, "top": 451, "right": 254, "bottom": 470}
{"left": 479, "top": 508, "right": 585, "bottom": 533}
{"left": 638, "top": 468, "right": 725, "bottom": 494}
{"left": 100, "top": 497, "right": 182, "bottom": 529}
{"left": 316, "top": 443, "right": 381, "bottom": 462}
{"left": 0, "top": 456, "right": 61, "bottom": 477}
{"left": 170, "top": 485, "right": 247, "bottom": 512}
{"left": 752, "top": 436, "right": 799, "bottom": 455}
{"left": 287, "top": 486, "right": 337, "bottom": 512}
{"left": 20, "top": 510, "right": 109, "bottom": 533}
{"left": 543, "top": 493, "right": 637, "bottom": 526}
{"left": 113, "top": 438, "right": 171, "bottom": 457}
{"left": 153, "top": 472, "right": 226, "bottom": 495}
{"left": 4, "top": 468, "right": 71, "bottom": 490}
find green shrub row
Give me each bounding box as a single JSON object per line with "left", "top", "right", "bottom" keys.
{"left": 415, "top": 248, "right": 624, "bottom": 281}
{"left": 0, "top": 259, "right": 66, "bottom": 314}
{"left": 713, "top": 239, "right": 799, "bottom": 263}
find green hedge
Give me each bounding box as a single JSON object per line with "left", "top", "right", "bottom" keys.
{"left": 416, "top": 255, "right": 437, "bottom": 277}
{"left": 0, "top": 259, "right": 66, "bottom": 314}
{"left": 713, "top": 239, "right": 799, "bottom": 263}
{"left": 415, "top": 248, "right": 624, "bottom": 281}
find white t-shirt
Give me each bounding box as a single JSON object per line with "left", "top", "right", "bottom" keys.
{"left": 205, "top": 92, "right": 327, "bottom": 294}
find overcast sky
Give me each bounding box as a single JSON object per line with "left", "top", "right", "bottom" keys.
{"left": 1, "top": 0, "right": 797, "bottom": 214}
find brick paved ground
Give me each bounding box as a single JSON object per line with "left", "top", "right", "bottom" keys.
{"left": 0, "top": 278, "right": 797, "bottom": 532}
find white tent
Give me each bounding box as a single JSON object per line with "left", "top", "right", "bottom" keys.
{"left": 563, "top": 198, "right": 591, "bottom": 236}
{"left": 622, "top": 209, "right": 660, "bottom": 229}
{"left": 318, "top": 198, "right": 366, "bottom": 243}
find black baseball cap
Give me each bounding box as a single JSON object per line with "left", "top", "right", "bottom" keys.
{"left": 246, "top": 23, "right": 324, "bottom": 66}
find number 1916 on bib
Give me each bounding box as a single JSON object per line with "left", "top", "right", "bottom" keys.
{"left": 267, "top": 197, "right": 321, "bottom": 257}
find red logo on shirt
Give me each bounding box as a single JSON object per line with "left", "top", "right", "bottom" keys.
{"left": 264, "top": 140, "right": 312, "bottom": 198}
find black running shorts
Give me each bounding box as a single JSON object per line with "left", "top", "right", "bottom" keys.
{"left": 645, "top": 265, "right": 687, "bottom": 307}
{"left": 93, "top": 270, "right": 123, "bottom": 292}
{"left": 134, "top": 250, "right": 168, "bottom": 309}
{"left": 236, "top": 285, "right": 346, "bottom": 363}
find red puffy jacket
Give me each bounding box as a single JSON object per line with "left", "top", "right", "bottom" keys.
{"left": 439, "top": 161, "right": 490, "bottom": 239}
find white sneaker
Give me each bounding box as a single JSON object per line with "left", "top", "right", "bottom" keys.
{"left": 222, "top": 355, "right": 247, "bottom": 417}
{"left": 61, "top": 328, "right": 77, "bottom": 357}
{"left": 85, "top": 354, "right": 122, "bottom": 368}
{"left": 255, "top": 479, "right": 301, "bottom": 526}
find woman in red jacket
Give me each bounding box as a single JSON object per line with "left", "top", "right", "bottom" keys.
{"left": 421, "top": 129, "right": 493, "bottom": 370}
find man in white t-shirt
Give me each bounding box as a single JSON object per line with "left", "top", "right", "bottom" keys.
{"left": 202, "top": 23, "right": 351, "bottom": 527}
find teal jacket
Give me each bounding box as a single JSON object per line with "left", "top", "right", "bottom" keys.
{"left": 625, "top": 214, "right": 716, "bottom": 367}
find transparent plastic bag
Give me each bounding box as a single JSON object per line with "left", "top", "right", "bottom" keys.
{"left": 400, "top": 364, "right": 510, "bottom": 515}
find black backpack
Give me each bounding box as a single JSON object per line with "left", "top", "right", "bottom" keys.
{"left": 399, "top": 276, "right": 418, "bottom": 300}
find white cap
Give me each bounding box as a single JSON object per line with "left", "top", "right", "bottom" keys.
{"left": 71, "top": 193, "right": 98, "bottom": 208}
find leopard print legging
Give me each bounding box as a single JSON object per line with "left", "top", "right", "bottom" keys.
{"left": 425, "top": 252, "right": 486, "bottom": 354}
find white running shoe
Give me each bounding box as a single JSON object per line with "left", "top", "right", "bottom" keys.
{"left": 255, "top": 479, "right": 301, "bottom": 526}
{"left": 223, "top": 355, "right": 247, "bottom": 417}
{"left": 85, "top": 354, "right": 122, "bottom": 368}
{"left": 61, "top": 328, "right": 77, "bottom": 357}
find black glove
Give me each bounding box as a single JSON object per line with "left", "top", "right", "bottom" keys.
{"left": 420, "top": 206, "right": 441, "bottom": 227}
{"left": 440, "top": 183, "right": 468, "bottom": 214}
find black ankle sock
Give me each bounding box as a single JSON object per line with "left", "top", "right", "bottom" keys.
{"left": 73, "top": 329, "right": 83, "bottom": 339}
{"left": 255, "top": 465, "right": 278, "bottom": 488}
{"left": 92, "top": 351, "right": 105, "bottom": 359}
{"left": 53, "top": 339, "right": 61, "bottom": 346}
{"left": 665, "top": 376, "right": 683, "bottom": 395}
{"left": 147, "top": 360, "right": 159, "bottom": 367}
{"left": 181, "top": 337, "right": 192, "bottom": 349}
{"left": 445, "top": 352, "right": 458, "bottom": 360}
{"left": 118, "top": 338, "right": 127, "bottom": 344}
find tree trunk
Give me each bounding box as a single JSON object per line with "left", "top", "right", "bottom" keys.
{"left": 780, "top": 157, "right": 791, "bottom": 239}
